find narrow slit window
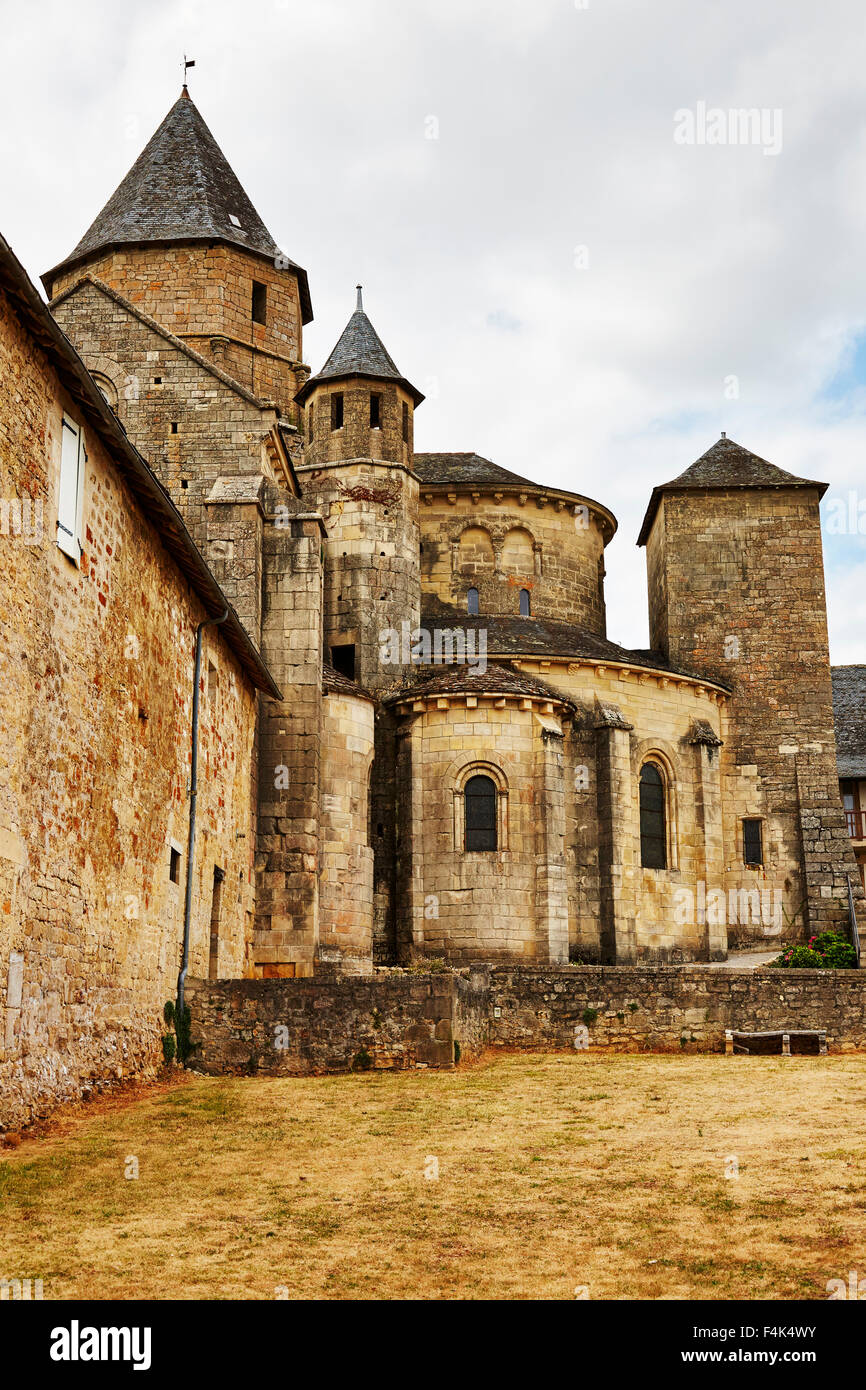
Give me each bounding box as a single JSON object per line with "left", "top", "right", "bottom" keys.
{"left": 464, "top": 775, "right": 497, "bottom": 852}
{"left": 331, "top": 393, "right": 344, "bottom": 431}
{"left": 252, "top": 281, "right": 267, "bottom": 325}
{"left": 402, "top": 401, "right": 409, "bottom": 442}
{"left": 169, "top": 846, "right": 181, "bottom": 884}
{"left": 467, "top": 588, "right": 479, "bottom": 616}
{"left": 639, "top": 763, "right": 667, "bottom": 869}
{"left": 519, "top": 588, "right": 531, "bottom": 616}
{"left": 743, "top": 818, "right": 763, "bottom": 866}
{"left": 308, "top": 403, "right": 314, "bottom": 442}
{"left": 370, "top": 393, "right": 381, "bottom": 428}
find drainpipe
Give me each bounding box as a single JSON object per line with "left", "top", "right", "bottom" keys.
{"left": 177, "top": 608, "right": 229, "bottom": 1035}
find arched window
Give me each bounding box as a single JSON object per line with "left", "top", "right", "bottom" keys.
{"left": 464, "top": 774, "right": 497, "bottom": 851}
{"left": 91, "top": 373, "right": 118, "bottom": 411}
{"left": 519, "top": 588, "right": 531, "bottom": 616}
{"left": 467, "top": 587, "right": 479, "bottom": 616}
{"left": 639, "top": 762, "right": 667, "bottom": 868}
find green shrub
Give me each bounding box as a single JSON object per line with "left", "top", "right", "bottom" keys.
{"left": 769, "top": 930, "right": 857, "bottom": 970}
{"left": 582, "top": 1007, "right": 598, "bottom": 1026}
{"left": 163, "top": 1000, "right": 194, "bottom": 1063}
{"left": 161, "top": 1033, "right": 176, "bottom": 1066}
{"left": 352, "top": 1047, "right": 373, "bottom": 1071}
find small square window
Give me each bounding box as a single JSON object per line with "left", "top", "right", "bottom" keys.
{"left": 331, "top": 393, "right": 344, "bottom": 431}
{"left": 331, "top": 643, "right": 355, "bottom": 680}
{"left": 743, "top": 819, "right": 763, "bottom": 866}
{"left": 169, "top": 846, "right": 181, "bottom": 884}
{"left": 170, "top": 422, "right": 178, "bottom": 434}
{"left": 252, "top": 281, "right": 267, "bottom": 325}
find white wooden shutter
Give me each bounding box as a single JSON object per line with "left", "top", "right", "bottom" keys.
{"left": 57, "top": 416, "right": 85, "bottom": 562}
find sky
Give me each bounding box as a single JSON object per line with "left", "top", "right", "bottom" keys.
{"left": 1, "top": 0, "right": 865, "bottom": 661}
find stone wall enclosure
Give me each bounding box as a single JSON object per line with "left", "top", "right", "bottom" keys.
{"left": 186, "top": 964, "right": 866, "bottom": 1076}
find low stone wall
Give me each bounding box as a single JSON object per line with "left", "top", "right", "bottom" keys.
{"left": 488, "top": 966, "right": 866, "bottom": 1053}
{"left": 186, "top": 967, "right": 490, "bottom": 1075}
{"left": 185, "top": 964, "right": 866, "bottom": 1077}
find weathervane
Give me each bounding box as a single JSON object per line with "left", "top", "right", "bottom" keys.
{"left": 182, "top": 54, "right": 196, "bottom": 89}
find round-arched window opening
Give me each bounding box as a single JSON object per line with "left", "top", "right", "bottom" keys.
{"left": 464, "top": 774, "right": 497, "bottom": 852}
{"left": 91, "top": 372, "right": 118, "bottom": 411}
{"left": 639, "top": 762, "right": 667, "bottom": 869}
{"left": 467, "top": 587, "right": 479, "bottom": 616}
{"left": 519, "top": 588, "right": 531, "bottom": 616}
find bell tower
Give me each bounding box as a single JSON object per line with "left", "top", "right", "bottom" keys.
{"left": 42, "top": 86, "right": 312, "bottom": 418}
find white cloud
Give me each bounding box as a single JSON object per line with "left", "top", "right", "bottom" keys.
{"left": 1, "top": 0, "right": 864, "bottom": 660}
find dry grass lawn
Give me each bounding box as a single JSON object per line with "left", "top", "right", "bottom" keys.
{"left": 2, "top": 1052, "right": 865, "bottom": 1300}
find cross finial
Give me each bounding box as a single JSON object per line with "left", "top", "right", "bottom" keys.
{"left": 356, "top": 284, "right": 363, "bottom": 312}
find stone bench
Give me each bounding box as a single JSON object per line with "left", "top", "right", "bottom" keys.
{"left": 725, "top": 1028, "right": 827, "bottom": 1056}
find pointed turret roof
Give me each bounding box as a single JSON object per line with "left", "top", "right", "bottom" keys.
{"left": 295, "top": 287, "right": 423, "bottom": 404}
{"left": 637, "top": 434, "right": 827, "bottom": 545}
{"left": 43, "top": 88, "right": 311, "bottom": 323}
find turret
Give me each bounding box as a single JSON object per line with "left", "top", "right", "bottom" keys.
{"left": 295, "top": 288, "right": 424, "bottom": 690}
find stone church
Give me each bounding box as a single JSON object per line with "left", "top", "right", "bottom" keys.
{"left": 11, "top": 85, "right": 864, "bottom": 1015}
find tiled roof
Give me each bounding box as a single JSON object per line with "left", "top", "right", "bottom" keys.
{"left": 638, "top": 435, "right": 827, "bottom": 545}
{"left": 418, "top": 597, "right": 730, "bottom": 688}
{"left": 322, "top": 662, "right": 375, "bottom": 701}
{"left": 296, "top": 288, "right": 422, "bottom": 405}
{"left": 413, "top": 452, "right": 543, "bottom": 488}
{"left": 413, "top": 453, "right": 618, "bottom": 537}
{"left": 42, "top": 90, "right": 312, "bottom": 323}
{"left": 383, "top": 661, "right": 576, "bottom": 708}
{"left": 832, "top": 665, "right": 866, "bottom": 778}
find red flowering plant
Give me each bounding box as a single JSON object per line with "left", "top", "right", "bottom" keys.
{"left": 769, "top": 930, "right": 857, "bottom": 969}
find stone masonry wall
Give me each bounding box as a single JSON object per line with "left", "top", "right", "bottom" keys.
{"left": 186, "top": 965, "right": 866, "bottom": 1078}
{"left": 0, "top": 283, "right": 259, "bottom": 1130}
{"left": 50, "top": 278, "right": 281, "bottom": 567}
{"left": 489, "top": 965, "right": 866, "bottom": 1052}
{"left": 318, "top": 689, "right": 375, "bottom": 973}
{"left": 419, "top": 493, "right": 608, "bottom": 633}
{"left": 186, "top": 968, "right": 490, "bottom": 1075}
{"left": 394, "top": 696, "right": 570, "bottom": 964}
{"left": 296, "top": 459, "right": 420, "bottom": 693}
{"left": 646, "top": 487, "right": 863, "bottom": 942}
{"left": 48, "top": 244, "right": 305, "bottom": 418}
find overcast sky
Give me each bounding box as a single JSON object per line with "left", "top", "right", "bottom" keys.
{"left": 2, "top": 0, "right": 865, "bottom": 661}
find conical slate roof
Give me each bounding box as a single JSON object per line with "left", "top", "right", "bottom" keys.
{"left": 296, "top": 287, "right": 423, "bottom": 404}
{"left": 43, "top": 89, "right": 312, "bottom": 323}
{"left": 637, "top": 434, "right": 827, "bottom": 545}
